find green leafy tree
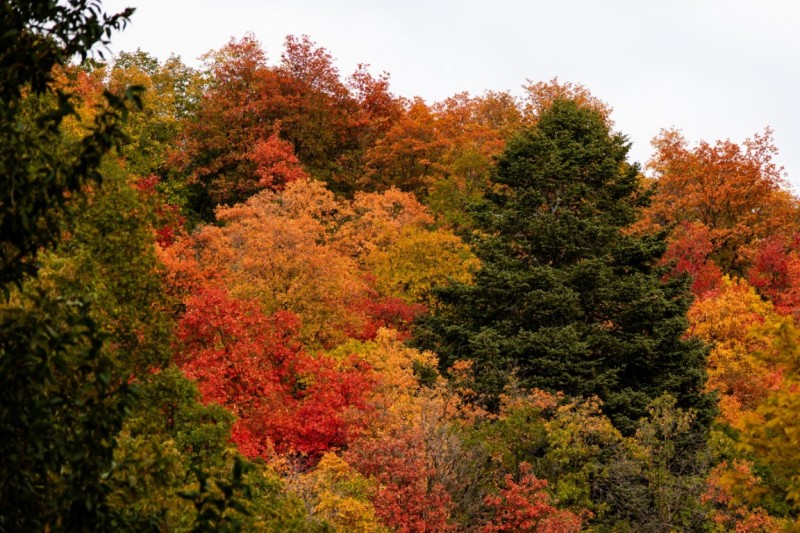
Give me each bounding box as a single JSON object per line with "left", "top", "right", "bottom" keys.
{"left": 0, "top": 1, "right": 145, "bottom": 529}
{"left": 597, "top": 395, "right": 713, "bottom": 532}
{"left": 0, "top": 0, "right": 140, "bottom": 287}
{"left": 415, "top": 99, "right": 714, "bottom": 435}
{"left": 726, "top": 318, "right": 800, "bottom": 525}
{"left": 471, "top": 390, "right": 714, "bottom": 531}
{"left": 108, "top": 50, "right": 203, "bottom": 177}
{"left": 38, "top": 163, "right": 174, "bottom": 376}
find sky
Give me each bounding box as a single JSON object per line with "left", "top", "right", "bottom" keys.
{"left": 102, "top": 0, "right": 800, "bottom": 188}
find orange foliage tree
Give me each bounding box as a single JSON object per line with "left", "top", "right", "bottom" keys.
{"left": 362, "top": 97, "right": 445, "bottom": 194}
{"left": 171, "top": 34, "right": 284, "bottom": 214}
{"left": 637, "top": 128, "right": 797, "bottom": 273}
{"left": 159, "top": 178, "right": 473, "bottom": 346}
{"left": 171, "top": 33, "right": 409, "bottom": 215}
{"left": 522, "top": 78, "right": 612, "bottom": 126}
{"left": 164, "top": 179, "right": 368, "bottom": 346}
{"left": 426, "top": 92, "right": 520, "bottom": 227}
{"left": 703, "top": 460, "right": 782, "bottom": 532}
{"left": 361, "top": 90, "right": 521, "bottom": 220}
{"left": 337, "top": 186, "right": 435, "bottom": 258}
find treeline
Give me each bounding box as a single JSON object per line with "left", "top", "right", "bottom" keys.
{"left": 2, "top": 2, "right": 800, "bottom": 531}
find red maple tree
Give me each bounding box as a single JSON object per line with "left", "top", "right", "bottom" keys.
{"left": 176, "top": 288, "right": 375, "bottom": 460}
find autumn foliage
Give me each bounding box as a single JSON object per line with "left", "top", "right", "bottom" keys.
{"left": 159, "top": 178, "right": 474, "bottom": 346}
{"left": 661, "top": 221, "right": 723, "bottom": 298}
{"left": 15, "top": 8, "right": 800, "bottom": 529}
{"left": 160, "top": 67, "right": 800, "bottom": 528}
{"left": 347, "top": 429, "right": 453, "bottom": 533}
{"left": 747, "top": 233, "right": 800, "bottom": 317}
{"left": 688, "top": 276, "right": 782, "bottom": 424}
{"left": 176, "top": 288, "right": 374, "bottom": 460}
{"left": 637, "top": 128, "right": 797, "bottom": 273}
{"left": 482, "top": 463, "right": 583, "bottom": 533}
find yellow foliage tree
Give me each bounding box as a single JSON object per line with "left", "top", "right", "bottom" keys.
{"left": 328, "top": 328, "right": 442, "bottom": 429}
{"left": 292, "top": 453, "right": 386, "bottom": 533}
{"left": 366, "top": 226, "right": 478, "bottom": 304}
{"left": 735, "top": 318, "right": 800, "bottom": 518}
{"left": 687, "top": 276, "right": 782, "bottom": 424}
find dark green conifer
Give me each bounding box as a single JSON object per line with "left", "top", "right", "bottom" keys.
{"left": 416, "top": 99, "right": 714, "bottom": 434}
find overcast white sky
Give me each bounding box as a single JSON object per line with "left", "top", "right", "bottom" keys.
{"left": 102, "top": 0, "right": 800, "bottom": 188}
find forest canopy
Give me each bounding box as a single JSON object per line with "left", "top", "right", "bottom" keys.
{"left": 2, "top": 2, "right": 799, "bottom": 531}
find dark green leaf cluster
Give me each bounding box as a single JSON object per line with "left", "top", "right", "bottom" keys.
{"left": 0, "top": 291, "right": 136, "bottom": 530}
{"left": 0, "top": 1, "right": 134, "bottom": 101}
{"left": 178, "top": 457, "right": 254, "bottom": 533}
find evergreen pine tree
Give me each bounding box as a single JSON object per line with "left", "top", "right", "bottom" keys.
{"left": 415, "top": 99, "right": 714, "bottom": 434}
